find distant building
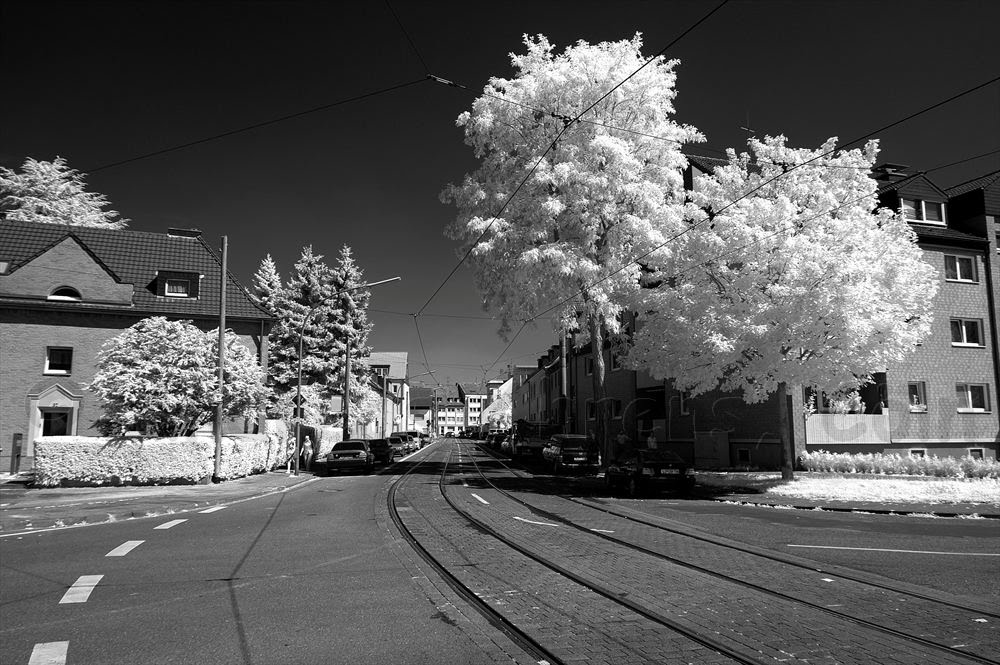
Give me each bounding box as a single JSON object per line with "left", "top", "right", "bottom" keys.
{"left": 408, "top": 386, "right": 433, "bottom": 434}
{"left": 362, "top": 351, "right": 409, "bottom": 438}
{"left": 456, "top": 382, "right": 486, "bottom": 432}
{"left": 0, "top": 220, "right": 272, "bottom": 472}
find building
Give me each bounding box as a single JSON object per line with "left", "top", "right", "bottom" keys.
{"left": 407, "top": 386, "right": 434, "bottom": 434}
{"left": 0, "top": 220, "right": 273, "bottom": 472}
{"left": 456, "top": 382, "right": 487, "bottom": 432}
{"left": 363, "top": 351, "right": 409, "bottom": 438}
{"left": 432, "top": 387, "right": 465, "bottom": 436}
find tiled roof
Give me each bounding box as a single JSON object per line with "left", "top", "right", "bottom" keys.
{"left": 945, "top": 170, "right": 1000, "bottom": 197}
{"left": 0, "top": 219, "right": 270, "bottom": 320}
{"left": 409, "top": 386, "right": 434, "bottom": 408}
{"left": 912, "top": 224, "right": 988, "bottom": 246}
{"left": 365, "top": 351, "right": 408, "bottom": 379}
{"left": 686, "top": 154, "right": 729, "bottom": 173}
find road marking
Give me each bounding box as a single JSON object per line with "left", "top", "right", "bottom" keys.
{"left": 821, "top": 578, "right": 835, "bottom": 582}
{"left": 471, "top": 494, "right": 489, "bottom": 505}
{"left": 788, "top": 544, "right": 1000, "bottom": 557}
{"left": 199, "top": 506, "right": 226, "bottom": 514}
{"left": 60, "top": 575, "right": 103, "bottom": 604}
{"left": 28, "top": 641, "right": 68, "bottom": 664}
{"left": 461, "top": 480, "right": 469, "bottom": 487}
{"left": 154, "top": 519, "right": 188, "bottom": 530}
{"left": 513, "top": 516, "right": 559, "bottom": 527}
{"left": 590, "top": 528, "right": 615, "bottom": 533}
{"left": 106, "top": 540, "right": 144, "bottom": 557}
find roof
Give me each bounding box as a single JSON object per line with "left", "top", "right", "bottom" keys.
{"left": 945, "top": 170, "right": 1000, "bottom": 197}
{"left": 912, "top": 224, "right": 988, "bottom": 247}
{"left": 409, "top": 386, "right": 434, "bottom": 408}
{"left": 686, "top": 154, "right": 729, "bottom": 174}
{"left": 456, "top": 383, "right": 486, "bottom": 399}
{"left": 0, "top": 219, "right": 270, "bottom": 320}
{"left": 364, "top": 351, "right": 408, "bottom": 379}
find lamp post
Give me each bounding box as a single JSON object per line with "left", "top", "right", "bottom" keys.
{"left": 293, "top": 275, "right": 399, "bottom": 475}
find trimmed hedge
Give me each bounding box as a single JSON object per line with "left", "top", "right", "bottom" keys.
{"left": 34, "top": 433, "right": 285, "bottom": 487}
{"left": 801, "top": 450, "right": 999, "bottom": 479}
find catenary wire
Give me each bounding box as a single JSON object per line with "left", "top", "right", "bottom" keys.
{"left": 383, "top": 0, "right": 430, "bottom": 74}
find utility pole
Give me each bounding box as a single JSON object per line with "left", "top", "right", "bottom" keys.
{"left": 213, "top": 235, "right": 227, "bottom": 480}
{"left": 343, "top": 329, "right": 351, "bottom": 442}
{"left": 560, "top": 330, "right": 569, "bottom": 434}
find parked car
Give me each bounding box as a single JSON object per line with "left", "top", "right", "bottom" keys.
{"left": 541, "top": 434, "right": 598, "bottom": 474}
{"left": 390, "top": 432, "right": 418, "bottom": 453}
{"left": 324, "top": 439, "right": 374, "bottom": 475}
{"left": 366, "top": 438, "right": 394, "bottom": 464}
{"left": 604, "top": 449, "right": 695, "bottom": 497}
{"left": 387, "top": 436, "right": 407, "bottom": 457}
{"left": 406, "top": 431, "right": 426, "bottom": 447}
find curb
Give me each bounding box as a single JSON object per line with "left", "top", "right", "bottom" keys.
{"left": 714, "top": 497, "right": 1000, "bottom": 519}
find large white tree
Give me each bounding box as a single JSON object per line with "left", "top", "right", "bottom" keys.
{"left": 0, "top": 157, "right": 128, "bottom": 229}
{"left": 89, "top": 317, "right": 266, "bottom": 436}
{"left": 626, "top": 136, "right": 938, "bottom": 478}
{"left": 442, "top": 34, "right": 702, "bottom": 459}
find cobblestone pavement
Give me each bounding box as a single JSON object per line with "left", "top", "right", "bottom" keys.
{"left": 392, "top": 442, "right": 996, "bottom": 665}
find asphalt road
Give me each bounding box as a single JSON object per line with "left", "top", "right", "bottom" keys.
{"left": 0, "top": 466, "right": 530, "bottom": 665}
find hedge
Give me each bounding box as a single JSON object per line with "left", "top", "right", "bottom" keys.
{"left": 34, "top": 432, "right": 286, "bottom": 487}
{"left": 800, "top": 450, "right": 1000, "bottom": 479}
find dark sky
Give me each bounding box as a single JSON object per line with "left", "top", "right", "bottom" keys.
{"left": 3, "top": 0, "right": 998, "bottom": 387}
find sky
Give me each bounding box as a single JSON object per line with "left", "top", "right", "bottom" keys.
{"left": 3, "top": 0, "right": 998, "bottom": 388}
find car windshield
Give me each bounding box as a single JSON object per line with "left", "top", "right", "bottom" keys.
{"left": 388, "top": 437, "right": 402, "bottom": 443}
{"left": 368, "top": 439, "right": 388, "bottom": 447}
{"left": 334, "top": 441, "right": 365, "bottom": 451}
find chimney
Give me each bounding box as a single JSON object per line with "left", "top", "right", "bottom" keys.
{"left": 871, "top": 163, "right": 911, "bottom": 182}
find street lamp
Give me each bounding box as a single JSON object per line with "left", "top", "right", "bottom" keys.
{"left": 293, "top": 275, "right": 400, "bottom": 475}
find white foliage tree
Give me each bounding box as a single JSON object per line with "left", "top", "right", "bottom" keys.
{"left": 0, "top": 157, "right": 129, "bottom": 229}
{"left": 89, "top": 317, "right": 266, "bottom": 436}
{"left": 482, "top": 393, "right": 513, "bottom": 429}
{"left": 442, "top": 34, "right": 702, "bottom": 459}
{"left": 627, "top": 136, "right": 938, "bottom": 478}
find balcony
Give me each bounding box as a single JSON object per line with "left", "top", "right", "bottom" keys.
{"left": 805, "top": 413, "right": 891, "bottom": 445}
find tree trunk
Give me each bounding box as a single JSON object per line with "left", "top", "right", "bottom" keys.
{"left": 589, "top": 315, "right": 610, "bottom": 467}
{"left": 778, "top": 381, "right": 794, "bottom": 480}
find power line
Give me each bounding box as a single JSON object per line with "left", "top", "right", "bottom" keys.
{"left": 384, "top": 0, "right": 430, "bottom": 74}
{"left": 925, "top": 147, "right": 1000, "bottom": 173}
{"left": 87, "top": 78, "right": 429, "bottom": 173}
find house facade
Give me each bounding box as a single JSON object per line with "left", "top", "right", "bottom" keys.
{"left": 363, "top": 351, "right": 409, "bottom": 438}
{"left": 0, "top": 220, "right": 273, "bottom": 472}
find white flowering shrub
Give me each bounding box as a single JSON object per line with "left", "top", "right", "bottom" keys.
{"left": 88, "top": 317, "right": 266, "bottom": 436}
{"left": 34, "top": 433, "right": 285, "bottom": 487}
{"left": 801, "top": 450, "right": 999, "bottom": 479}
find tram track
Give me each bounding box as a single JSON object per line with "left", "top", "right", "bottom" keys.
{"left": 458, "top": 442, "right": 999, "bottom": 665}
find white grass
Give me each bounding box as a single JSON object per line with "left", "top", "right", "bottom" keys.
{"left": 765, "top": 477, "right": 1000, "bottom": 506}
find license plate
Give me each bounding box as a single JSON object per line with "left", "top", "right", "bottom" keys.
{"left": 573, "top": 457, "right": 587, "bottom": 462}
{"left": 660, "top": 468, "right": 680, "bottom": 475}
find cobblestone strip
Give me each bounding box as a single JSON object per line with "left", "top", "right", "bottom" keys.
{"left": 447, "top": 478, "right": 982, "bottom": 665}
{"left": 396, "top": 454, "right": 741, "bottom": 665}
{"left": 506, "top": 489, "right": 999, "bottom": 662}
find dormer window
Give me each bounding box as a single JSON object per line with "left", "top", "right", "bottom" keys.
{"left": 165, "top": 279, "right": 190, "bottom": 297}
{"left": 48, "top": 286, "right": 82, "bottom": 301}
{"left": 901, "top": 198, "right": 946, "bottom": 225}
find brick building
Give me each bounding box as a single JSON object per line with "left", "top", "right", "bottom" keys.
{"left": 0, "top": 220, "right": 272, "bottom": 472}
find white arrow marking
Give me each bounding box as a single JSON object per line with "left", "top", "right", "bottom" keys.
{"left": 471, "top": 494, "right": 489, "bottom": 505}
{"left": 154, "top": 519, "right": 188, "bottom": 530}
{"left": 106, "top": 540, "right": 144, "bottom": 557}
{"left": 59, "top": 575, "right": 103, "bottom": 604}
{"left": 513, "top": 516, "right": 559, "bottom": 527}
{"left": 29, "top": 641, "right": 68, "bottom": 664}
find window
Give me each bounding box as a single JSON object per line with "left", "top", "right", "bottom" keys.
{"left": 736, "top": 448, "right": 751, "bottom": 464}
{"left": 679, "top": 391, "right": 690, "bottom": 416}
{"left": 165, "top": 279, "right": 190, "bottom": 297}
{"left": 585, "top": 357, "right": 594, "bottom": 376}
{"left": 45, "top": 347, "right": 73, "bottom": 375}
{"left": 910, "top": 449, "right": 926, "bottom": 458}
{"left": 610, "top": 399, "right": 623, "bottom": 419}
{"left": 907, "top": 382, "right": 927, "bottom": 413}
{"left": 950, "top": 318, "right": 984, "bottom": 346}
{"left": 944, "top": 255, "right": 977, "bottom": 282}
{"left": 957, "top": 383, "right": 990, "bottom": 413}
{"left": 586, "top": 399, "right": 595, "bottom": 420}
{"left": 47, "top": 286, "right": 81, "bottom": 301}
{"left": 901, "top": 198, "right": 946, "bottom": 225}
{"left": 0, "top": 260, "right": 9, "bottom": 274}
{"left": 968, "top": 449, "right": 984, "bottom": 460}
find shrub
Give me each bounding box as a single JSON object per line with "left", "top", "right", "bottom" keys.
{"left": 800, "top": 450, "right": 999, "bottom": 479}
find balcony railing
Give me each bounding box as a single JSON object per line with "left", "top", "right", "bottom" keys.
{"left": 805, "top": 413, "right": 891, "bottom": 445}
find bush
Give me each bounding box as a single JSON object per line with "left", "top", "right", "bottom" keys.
{"left": 800, "top": 450, "right": 999, "bottom": 479}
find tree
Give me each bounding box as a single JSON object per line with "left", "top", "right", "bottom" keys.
{"left": 329, "top": 244, "right": 375, "bottom": 419}
{"left": 441, "top": 34, "right": 702, "bottom": 461}
{"left": 626, "top": 136, "right": 938, "bottom": 478}
{"left": 0, "top": 156, "right": 128, "bottom": 229}
{"left": 482, "top": 393, "right": 513, "bottom": 429}
{"left": 88, "top": 317, "right": 266, "bottom": 436}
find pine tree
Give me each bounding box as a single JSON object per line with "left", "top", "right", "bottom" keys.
{"left": 330, "top": 245, "right": 375, "bottom": 415}
{"left": 0, "top": 157, "right": 129, "bottom": 228}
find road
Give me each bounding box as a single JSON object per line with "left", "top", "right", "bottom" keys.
{"left": 2, "top": 439, "right": 997, "bottom": 664}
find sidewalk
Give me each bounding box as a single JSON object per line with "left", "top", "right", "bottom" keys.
{"left": 0, "top": 470, "right": 318, "bottom": 535}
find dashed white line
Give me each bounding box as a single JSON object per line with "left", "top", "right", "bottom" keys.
{"left": 199, "top": 506, "right": 226, "bottom": 514}
{"left": 59, "top": 575, "right": 103, "bottom": 604}
{"left": 28, "top": 641, "right": 68, "bottom": 664}
{"left": 106, "top": 540, "right": 144, "bottom": 557}
{"left": 154, "top": 519, "right": 188, "bottom": 530}
{"left": 590, "top": 528, "right": 615, "bottom": 533}
{"left": 788, "top": 544, "right": 1000, "bottom": 556}
{"left": 513, "top": 516, "right": 559, "bottom": 527}
{"left": 471, "top": 494, "right": 490, "bottom": 505}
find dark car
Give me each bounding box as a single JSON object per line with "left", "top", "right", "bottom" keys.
{"left": 387, "top": 436, "right": 407, "bottom": 457}
{"left": 324, "top": 439, "right": 374, "bottom": 475}
{"left": 541, "top": 434, "right": 598, "bottom": 474}
{"left": 604, "top": 449, "right": 695, "bottom": 497}
{"left": 366, "top": 438, "right": 394, "bottom": 464}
